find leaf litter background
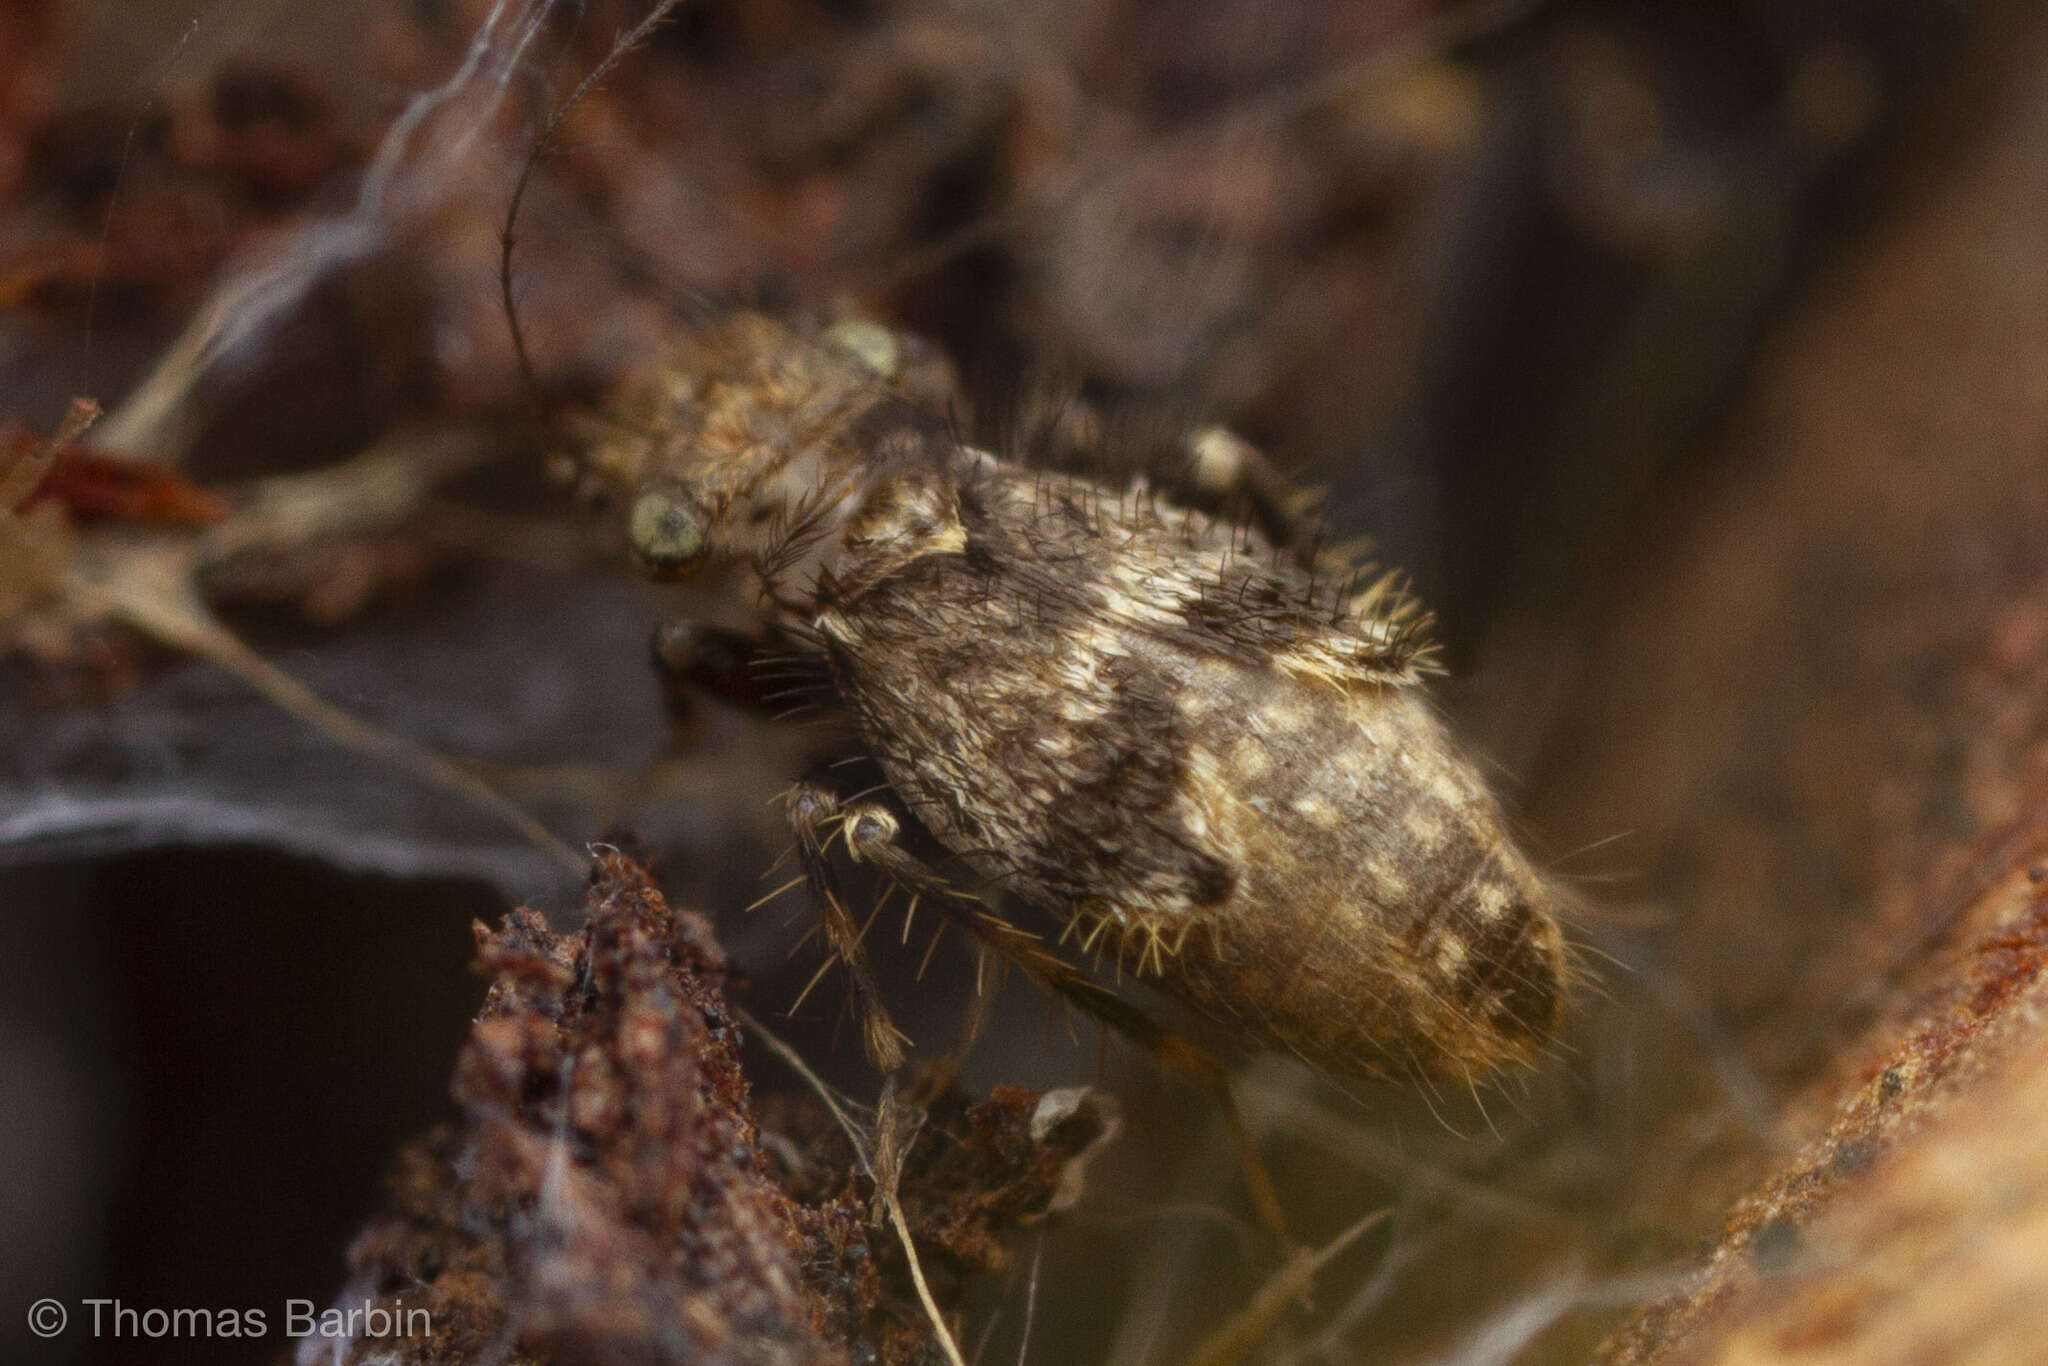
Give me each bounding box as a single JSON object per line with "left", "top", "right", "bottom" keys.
{"left": 7, "top": 0, "right": 2048, "bottom": 1362}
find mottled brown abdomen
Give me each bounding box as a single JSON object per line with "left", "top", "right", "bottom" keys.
{"left": 1129, "top": 661, "right": 1565, "bottom": 1084}
{"left": 819, "top": 461, "right": 1565, "bottom": 1086}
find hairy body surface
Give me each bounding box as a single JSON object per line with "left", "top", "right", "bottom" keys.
{"left": 593, "top": 312, "right": 1564, "bottom": 1086}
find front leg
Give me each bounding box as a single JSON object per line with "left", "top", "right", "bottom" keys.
{"left": 651, "top": 620, "right": 836, "bottom": 722}
{"left": 786, "top": 780, "right": 909, "bottom": 1072}
{"left": 1181, "top": 425, "right": 1315, "bottom": 558}
{"left": 835, "top": 799, "right": 1292, "bottom": 1243}
{"left": 836, "top": 801, "right": 1165, "bottom": 1045}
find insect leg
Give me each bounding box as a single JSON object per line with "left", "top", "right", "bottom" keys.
{"left": 1182, "top": 426, "right": 1313, "bottom": 557}
{"left": 838, "top": 800, "right": 1293, "bottom": 1244}
{"left": 785, "top": 780, "right": 909, "bottom": 1072}
{"left": 838, "top": 802, "right": 1160, "bottom": 1041}
{"left": 652, "top": 620, "right": 835, "bottom": 720}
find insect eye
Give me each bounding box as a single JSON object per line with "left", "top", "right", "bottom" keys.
{"left": 826, "top": 318, "right": 900, "bottom": 379}
{"left": 628, "top": 490, "right": 707, "bottom": 575}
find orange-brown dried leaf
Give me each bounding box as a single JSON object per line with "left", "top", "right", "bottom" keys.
{"left": 26, "top": 446, "right": 228, "bottom": 524}
{"left": 1, "top": 399, "right": 98, "bottom": 632}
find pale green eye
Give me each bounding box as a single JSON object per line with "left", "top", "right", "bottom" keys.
{"left": 826, "top": 318, "right": 901, "bottom": 379}
{"left": 629, "top": 491, "right": 707, "bottom": 574}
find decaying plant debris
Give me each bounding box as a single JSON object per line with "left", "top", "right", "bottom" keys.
{"left": 323, "top": 849, "right": 1115, "bottom": 1366}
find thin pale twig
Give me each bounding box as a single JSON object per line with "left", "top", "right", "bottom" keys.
{"left": 1186, "top": 1209, "right": 1393, "bottom": 1366}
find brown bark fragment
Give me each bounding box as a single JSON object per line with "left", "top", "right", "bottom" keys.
{"left": 325, "top": 850, "right": 841, "bottom": 1365}
{"left": 311, "top": 850, "right": 1113, "bottom": 1366}
{"left": 1538, "top": 5, "right": 2048, "bottom": 1359}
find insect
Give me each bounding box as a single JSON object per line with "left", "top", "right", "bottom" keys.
{"left": 583, "top": 308, "right": 1565, "bottom": 1093}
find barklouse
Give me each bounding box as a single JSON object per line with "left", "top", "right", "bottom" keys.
{"left": 589, "top": 310, "right": 1566, "bottom": 1089}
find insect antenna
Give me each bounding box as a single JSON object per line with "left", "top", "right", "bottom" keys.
{"left": 499, "top": 0, "right": 689, "bottom": 425}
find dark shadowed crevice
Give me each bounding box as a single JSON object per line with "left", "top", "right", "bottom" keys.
{"left": 0, "top": 847, "right": 500, "bottom": 1366}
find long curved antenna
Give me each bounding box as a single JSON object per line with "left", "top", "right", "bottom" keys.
{"left": 500, "top": 0, "right": 690, "bottom": 418}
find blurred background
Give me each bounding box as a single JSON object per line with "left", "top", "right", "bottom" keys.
{"left": 7, "top": 0, "right": 2048, "bottom": 1362}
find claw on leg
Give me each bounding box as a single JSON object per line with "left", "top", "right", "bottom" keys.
{"left": 786, "top": 781, "right": 908, "bottom": 1071}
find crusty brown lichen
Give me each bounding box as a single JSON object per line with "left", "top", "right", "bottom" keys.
{"left": 311, "top": 850, "right": 1113, "bottom": 1366}
{"left": 328, "top": 851, "right": 840, "bottom": 1365}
